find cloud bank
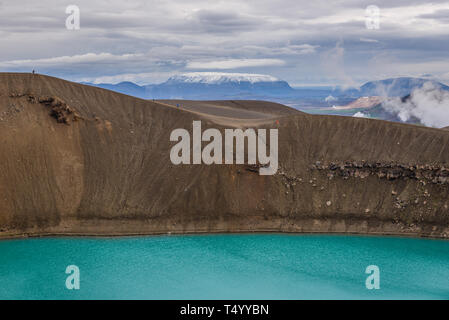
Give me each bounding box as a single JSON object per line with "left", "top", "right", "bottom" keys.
{"left": 0, "top": 1, "right": 449, "bottom": 85}
{"left": 382, "top": 82, "right": 449, "bottom": 128}
{"left": 186, "top": 59, "right": 285, "bottom": 70}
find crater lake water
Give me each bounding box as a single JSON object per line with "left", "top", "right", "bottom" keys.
{"left": 0, "top": 234, "right": 448, "bottom": 299}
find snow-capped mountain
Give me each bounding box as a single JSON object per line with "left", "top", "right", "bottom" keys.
{"left": 145, "top": 72, "right": 295, "bottom": 99}
{"left": 83, "top": 72, "right": 296, "bottom": 100}
{"left": 165, "top": 72, "right": 280, "bottom": 84}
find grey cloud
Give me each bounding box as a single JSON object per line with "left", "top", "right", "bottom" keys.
{"left": 0, "top": 0, "right": 448, "bottom": 86}
{"left": 418, "top": 9, "right": 449, "bottom": 22}
{"left": 189, "top": 10, "right": 262, "bottom": 33}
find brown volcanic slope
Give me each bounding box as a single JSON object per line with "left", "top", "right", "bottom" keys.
{"left": 1, "top": 73, "right": 449, "bottom": 239}
{"left": 158, "top": 99, "right": 300, "bottom": 127}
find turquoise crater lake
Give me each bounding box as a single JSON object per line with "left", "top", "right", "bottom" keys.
{"left": 0, "top": 234, "right": 448, "bottom": 299}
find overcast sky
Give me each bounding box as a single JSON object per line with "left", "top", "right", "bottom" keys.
{"left": 1, "top": 0, "right": 449, "bottom": 86}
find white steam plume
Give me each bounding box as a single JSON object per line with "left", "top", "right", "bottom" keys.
{"left": 381, "top": 82, "right": 449, "bottom": 128}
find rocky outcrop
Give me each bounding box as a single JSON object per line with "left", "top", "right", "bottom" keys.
{"left": 9, "top": 93, "right": 82, "bottom": 124}
{"left": 311, "top": 161, "right": 449, "bottom": 185}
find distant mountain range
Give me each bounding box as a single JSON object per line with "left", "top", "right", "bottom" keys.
{"left": 82, "top": 74, "right": 449, "bottom": 103}
{"left": 84, "top": 81, "right": 149, "bottom": 99}
{"left": 346, "top": 77, "right": 449, "bottom": 97}
{"left": 80, "top": 74, "right": 449, "bottom": 127}
{"left": 82, "top": 72, "right": 296, "bottom": 100}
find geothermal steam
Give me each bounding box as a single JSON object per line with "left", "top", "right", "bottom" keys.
{"left": 381, "top": 82, "right": 449, "bottom": 128}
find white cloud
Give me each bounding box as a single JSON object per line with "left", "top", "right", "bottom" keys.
{"left": 263, "top": 44, "right": 319, "bottom": 55}
{"left": 382, "top": 81, "right": 449, "bottom": 127}
{"left": 360, "top": 38, "right": 379, "bottom": 43}
{"left": 353, "top": 112, "right": 369, "bottom": 118}
{"left": 80, "top": 71, "right": 176, "bottom": 85}
{"left": 321, "top": 41, "right": 358, "bottom": 90}
{"left": 0, "top": 52, "right": 144, "bottom": 68}
{"left": 325, "top": 95, "right": 337, "bottom": 102}
{"left": 186, "top": 58, "right": 285, "bottom": 70}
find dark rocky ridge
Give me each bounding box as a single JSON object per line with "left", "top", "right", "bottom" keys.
{"left": 312, "top": 161, "right": 449, "bottom": 184}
